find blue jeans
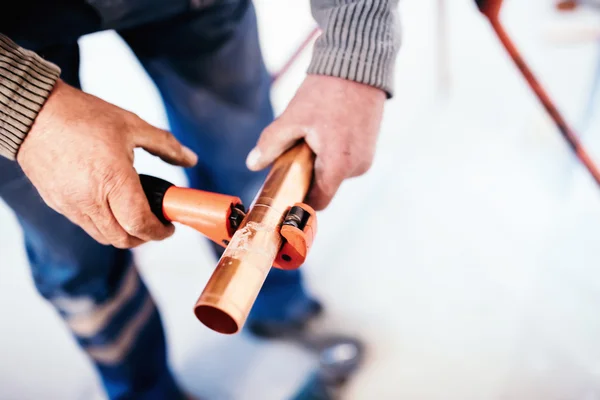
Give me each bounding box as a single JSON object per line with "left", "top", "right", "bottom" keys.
{"left": 0, "top": 1, "right": 312, "bottom": 398}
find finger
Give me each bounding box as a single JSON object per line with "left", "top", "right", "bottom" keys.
{"left": 133, "top": 126, "right": 198, "bottom": 168}
{"left": 108, "top": 170, "right": 175, "bottom": 243}
{"left": 246, "top": 123, "right": 307, "bottom": 171}
{"left": 305, "top": 157, "right": 346, "bottom": 211}
{"left": 80, "top": 214, "right": 110, "bottom": 245}
{"left": 51, "top": 205, "right": 111, "bottom": 246}
{"left": 94, "top": 203, "right": 146, "bottom": 249}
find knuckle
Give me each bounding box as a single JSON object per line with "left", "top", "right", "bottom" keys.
{"left": 89, "top": 232, "right": 109, "bottom": 246}
{"left": 168, "top": 145, "right": 182, "bottom": 161}
{"left": 123, "top": 110, "right": 142, "bottom": 126}
{"left": 103, "top": 172, "right": 129, "bottom": 198}
{"left": 159, "top": 129, "right": 175, "bottom": 144}
{"left": 156, "top": 130, "right": 179, "bottom": 153}
{"left": 122, "top": 219, "right": 149, "bottom": 238}
{"left": 112, "top": 234, "right": 135, "bottom": 249}
{"left": 258, "top": 124, "right": 284, "bottom": 146}
{"left": 122, "top": 210, "right": 159, "bottom": 238}
{"left": 96, "top": 237, "right": 110, "bottom": 246}
{"left": 79, "top": 197, "right": 102, "bottom": 214}
{"left": 45, "top": 197, "right": 63, "bottom": 213}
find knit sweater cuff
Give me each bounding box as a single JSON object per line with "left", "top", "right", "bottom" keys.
{"left": 308, "top": 0, "right": 401, "bottom": 98}
{"left": 0, "top": 34, "right": 61, "bottom": 161}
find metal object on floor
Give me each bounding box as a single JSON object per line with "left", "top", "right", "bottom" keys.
{"left": 315, "top": 336, "right": 365, "bottom": 385}
{"left": 476, "top": 0, "right": 600, "bottom": 189}
{"left": 245, "top": 297, "right": 364, "bottom": 397}
{"left": 254, "top": 323, "right": 365, "bottom": 386}
{"left": 289, "top": 336, "right": 364, "bottom": 400}
{"left": 290, "top": 371, "right": 338, "bottom": 400}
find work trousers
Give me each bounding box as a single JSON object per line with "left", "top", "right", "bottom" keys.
{"left": 0, "top": 1, "right": 312, "bottom": 398}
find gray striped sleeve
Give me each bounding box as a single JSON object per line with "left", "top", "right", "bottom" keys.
{"left": 0, "top": 34, "right": 61, "bottom": 160}
{"left": 308, "top": 0, "right": 401, "bottom": 97}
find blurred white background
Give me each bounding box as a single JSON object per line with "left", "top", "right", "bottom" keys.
{"left": 1, "top": 0, "right": 600, "bottom": 399}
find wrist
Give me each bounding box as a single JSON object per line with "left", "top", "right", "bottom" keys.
{"left": 16, "top": 79, "right": 66, "bottom": 165}
{"left": 0, "top": 35, "right": 61, "bottom": 160}
{"left": 300, "top": 75, "right": 385, "bottom": 108}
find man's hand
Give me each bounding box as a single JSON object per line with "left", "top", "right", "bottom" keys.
{"left": 17, "top": 80, "right": 198, "bottom": 248}
{"left": 246, "top": 75, "right": 385, "bottom": 210}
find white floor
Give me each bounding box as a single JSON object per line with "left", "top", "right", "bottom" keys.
{"left": 1, "top": 0, "right": 600, "bottom": 399}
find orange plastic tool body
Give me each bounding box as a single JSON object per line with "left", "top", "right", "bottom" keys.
{"left": 161, "top": 186, "right": 243, "bottom": 247}
{"left": 275, "top": 203, "right": 317, "bottom": 270}
{"left": 160, "top": 188, "right": 317, "bottom": 270}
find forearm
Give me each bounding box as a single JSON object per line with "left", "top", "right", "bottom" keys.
{"left": 0, "top": 34, "right": 60, "bottom": 160}
{"left": 308, "top": 0, "right": 401, "bottom": 97}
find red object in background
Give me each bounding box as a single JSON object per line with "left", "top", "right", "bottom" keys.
{"left": 271, "top": 27, "right": 321, "bottom": 84}
{"left": 555, "top": 0, "right": 600, "bottom": 11}
{"left": 556, "top": 0, "right": 579, "bottom": 11}
{"left": 476, "top": 0, "right": 600, "bottom": 188}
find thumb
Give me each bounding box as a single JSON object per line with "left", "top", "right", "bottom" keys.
{"left": 246, "top": 123, "right": 306, "bottom": 171}
{"left": 133, "top": 126, "right": 198, "bottom": 167}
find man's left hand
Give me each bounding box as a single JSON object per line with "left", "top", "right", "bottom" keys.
{"left": 246, "top": 75, "right": 385, "bottom": 210}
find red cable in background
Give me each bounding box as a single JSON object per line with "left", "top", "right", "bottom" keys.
{"left": 477, "top": 0, "right": 600, "bottom": 187}
{"left": 271, "top": 27, "right": 321, "bottom": 85}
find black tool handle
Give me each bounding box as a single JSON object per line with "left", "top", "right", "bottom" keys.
{"left": 139, "top": 174, "right": 174, "bottom": 225}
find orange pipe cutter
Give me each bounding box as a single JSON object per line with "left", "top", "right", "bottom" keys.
{"left": 139, "top": 142, "right": 317, "bottom": 334}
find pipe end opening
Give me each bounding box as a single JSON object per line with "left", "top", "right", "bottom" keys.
{"left": 195, "top": 305, "right": 239, "bottom": 334}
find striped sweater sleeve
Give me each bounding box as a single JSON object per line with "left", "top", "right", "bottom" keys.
{"left": 0, "top": 34, "right": 61, "bottom": 160}
{"left": 308, "top": 0, "right": 401, "bottom": 97}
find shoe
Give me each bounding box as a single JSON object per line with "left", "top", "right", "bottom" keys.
{"left": 246, "top": 297, "right": 323, "bottom": 339}
{"left": 289, "top": 371, "right": 341, "bottom": 400}
{"left": 314, "top": 336, "right": 365, "bottom": 386}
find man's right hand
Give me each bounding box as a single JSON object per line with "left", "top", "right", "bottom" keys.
{"left": 17, "top": 80, "right": 198, "bottom": 248}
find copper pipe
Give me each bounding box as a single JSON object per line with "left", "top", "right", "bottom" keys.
{"left": 194, "top": 142, "right": 315, "bottom": 334}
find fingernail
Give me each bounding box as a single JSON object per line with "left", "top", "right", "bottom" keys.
{"left": 183, "top": 146, "right": 198, "bottom": 164}
{"left": 246, "top": 148, "right": 262, "bottom": 170}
